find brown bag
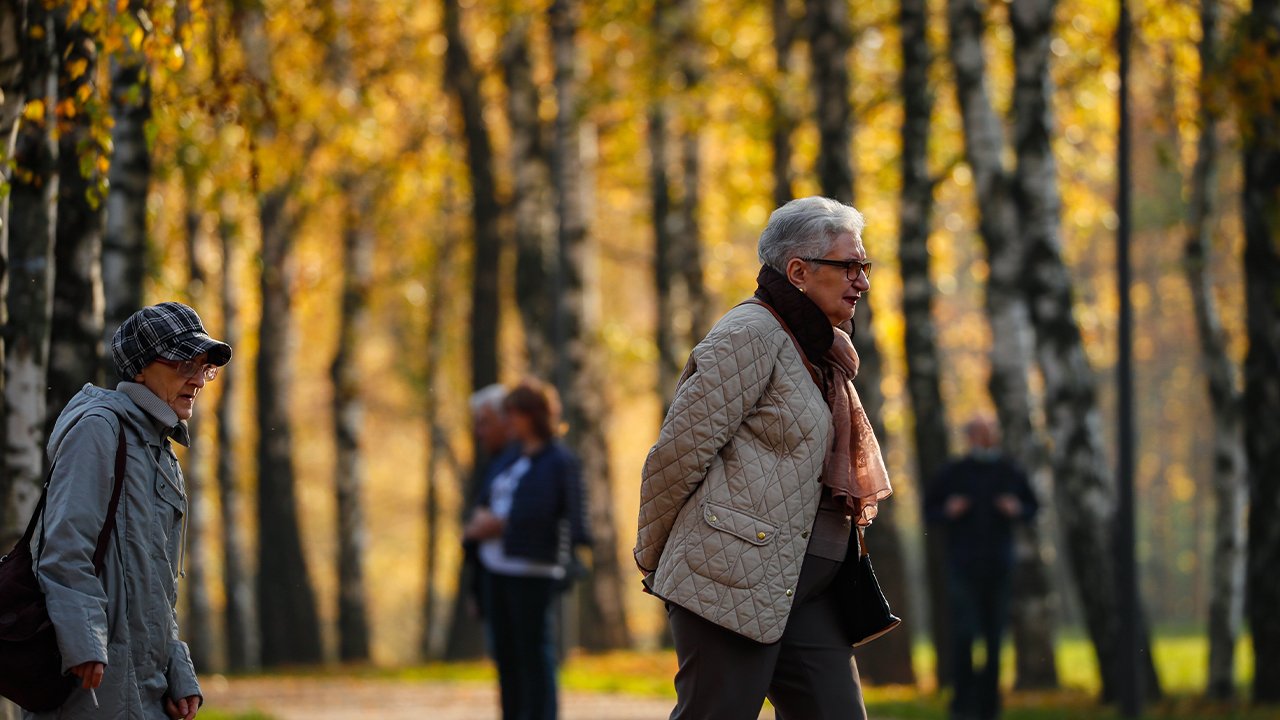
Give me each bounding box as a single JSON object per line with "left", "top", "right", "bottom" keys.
{"left": 0, "top": 423, "right": 126, "bottom": 712}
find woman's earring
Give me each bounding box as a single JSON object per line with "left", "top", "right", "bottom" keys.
{"left": 800, "top": 287, "right": 807, "bottom": 293}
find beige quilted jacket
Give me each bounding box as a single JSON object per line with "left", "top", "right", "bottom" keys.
{"left": 635, "top": 302, "right": 833, "bottom": 643}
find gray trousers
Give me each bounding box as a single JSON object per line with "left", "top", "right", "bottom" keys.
{"left": 666, "top": 555, "right": 868, "bottom": 720}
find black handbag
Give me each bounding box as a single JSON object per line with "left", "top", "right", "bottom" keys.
{"left": 0, "top": 424, "right": 126, "bottom": 712}
{"left": 840, "top": 526, "right": 902, "bottom": 647}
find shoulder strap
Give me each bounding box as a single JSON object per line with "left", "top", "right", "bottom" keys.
{"left": 24, "top": 414, "right": 128, "bottom": 576}
{"left": 92, "top": 425, "right": 128, "bottom": 575}
{"left": 740, "top": 297, "right": 823, "bottom": 387}
{"left": 17, "top": 479, "right": 52, "bottom": 551}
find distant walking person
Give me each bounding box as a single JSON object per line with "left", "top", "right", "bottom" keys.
{"left": 31, "top": 302, "right": 231, "bottom": 719}
{"left": 463, "top": 379, "right": 591, "bottom": 720}
{"left": 636, "top": 196, "right": 893, "bottom": 719}
{"left": 925, "top": 416, "right": 1039, "bottom": 720}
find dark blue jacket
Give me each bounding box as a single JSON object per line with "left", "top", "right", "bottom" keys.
{"left": 479, "top": 441, "right": 592, "bottom": 564}
{"left": 924, "top": 453, "right": 1038, "bottom": 568}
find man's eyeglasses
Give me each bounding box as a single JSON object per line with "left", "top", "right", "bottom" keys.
{"left": 801, "top": 257, "right": 873, "bottom": 281}
{"left": 156, "top": 358, "right": 220, "bottom": 382}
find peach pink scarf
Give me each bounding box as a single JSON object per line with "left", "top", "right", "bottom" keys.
{"left": 823, "top": 327, "right": 893, "bottom": 526}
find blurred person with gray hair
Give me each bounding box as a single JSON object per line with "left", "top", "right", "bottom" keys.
{"left": 637, "top": 196, "right": 893, "bottom": 719}
{"left": 459, "top": 384, "right": 521, "bottom": 625}
{"left": 28, "top": 302, "right": 230, "bottom": 720}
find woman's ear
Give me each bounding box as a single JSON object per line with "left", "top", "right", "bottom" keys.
{"left": 785, "top": 257, "right": 808, "bottom": 288}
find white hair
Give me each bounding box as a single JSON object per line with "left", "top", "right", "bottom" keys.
{"left": 757, "top": 196, "right": 866, "bottom": 272}
{"left": 469, "top": 384, "right": 508, "bottom": 415}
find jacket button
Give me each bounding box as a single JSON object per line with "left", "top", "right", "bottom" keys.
{"left": 757, "top": 531, "right": 767, "bottom": 540}
{"left": 785, "top": 588, "right": 794, "bottom": 597}
{"left": 708, "top": 515, "right": 718, "bottom": 523}
{"left": 801, "top": 531, "right": 810, "bottom": 539}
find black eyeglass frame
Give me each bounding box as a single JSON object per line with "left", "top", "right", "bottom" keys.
{"left": 800, "top": 257, "right": 873, "bottom": 280}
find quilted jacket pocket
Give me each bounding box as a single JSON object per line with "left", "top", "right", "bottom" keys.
{"left": 684, "top": 502, "right": 779, "bottom": 589}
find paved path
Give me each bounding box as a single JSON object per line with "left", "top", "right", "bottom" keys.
{"left": 202, "top": 675, "right": 779, "bottom": 720}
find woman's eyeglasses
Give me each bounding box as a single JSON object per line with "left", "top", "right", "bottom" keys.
{"left": 155, "top": 358, "right": 220, "bottom": 382}
{"left": 801, "top": 257, "right": 872, "bottom": 281}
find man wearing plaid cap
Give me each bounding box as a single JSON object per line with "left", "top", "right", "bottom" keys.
{"left": 29, "top": 302, "right": 229, "bottom": 719}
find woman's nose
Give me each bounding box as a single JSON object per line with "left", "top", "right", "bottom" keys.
{"left": 854, "top": 271, "right": 870, "bottom": 292}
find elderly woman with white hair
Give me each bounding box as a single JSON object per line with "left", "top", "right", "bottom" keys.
{"left": 635, "top": 196, "right": 894, "bottom": 719}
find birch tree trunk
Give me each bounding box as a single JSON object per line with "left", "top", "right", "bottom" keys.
{"left": 442, "top": 0, "right": 501, "bottom": 393}
{"left": 501, "top": 12, "right": 556, "bottom": 377}
{"left": 898, "top": 0, "right": 955, "bottom": 689}
{"left": 0, "top": 0, "right": 24, "bottom": 549}
{"left": 947, "top": 0, "right": 1063, "bottom": 691}
{"left": 254, "top": 189, "right": 322, "bottom": 666}
{"left": 674, "top": 2, "right": 709, "bottom": 343}
{"left": 805, "top": 0, "right": 853, "bottom": 204}
{"left": 1009, "top": 0, "right": 1158, "bottom": 699}
{"left": 235, "top": 1, "right": 323, "bottom": 667}
{"left": 770, "top": 0, "right": 795, "bottom": 207}
{"left": 998, "top": 0, "right": 1059, "bottom": 686}
{"left": 651, "top": 0, "right": 709, "bottom": 411}
{"left": 650, "top": 0, "right": 678, "bottom": 407}
{"left": 1184, "top": 0, "right": 1247, "bottom": 700}
{"left": 550, "top": 0, "right": 632, "bottom": 651}
{"left": 331, "top": 178, "right": 374, "bottom": 663}
{"left": 649, "top": 90, "right": 678, "bottom": 406}
{"left": 328, "top": 0, "right": 373, "bottom": 664}
{"left": 420, "top": 241, "right": 458, "bottom": 661}
{"left": 215, "top": 200, "right": 259, "bottom": 671}
{"left": 47, "top": 9, "right": 104, "bottom": 438}
{"left": 0, "top": 0, "right": 19, "bottom": 548}
{"left": 1240, "top": 0, "right": 1280, "bottom": 701}
{"left": 180, "top": 171, "right": 214, "bottom": 671}
{"left": 101, "top": 1, "right": 150, "bottom": 367}
{"left": 440, "top": 0, "right": 501, "bottom": 660}
{"left": 803, "top": 0, "right": 914, "bottom": 684}
{"left": 3, "top": 0, "right": 57, "bottom": 540}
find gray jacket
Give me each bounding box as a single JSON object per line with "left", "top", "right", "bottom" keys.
{"left": 635, "top": 304, "right": 833, "bottom": 643}
{"left": 27, "top": 383, "right": 201, "bottom": 719}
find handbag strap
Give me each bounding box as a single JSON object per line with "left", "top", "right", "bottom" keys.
{"left": 23, "top": 416, "right": 128, "bottom": 577}
{"left": 93, "top": 425, "right": 129, "bottom": 574}
{"left": 739, "top": 297, "right": 823, "bottom": 387}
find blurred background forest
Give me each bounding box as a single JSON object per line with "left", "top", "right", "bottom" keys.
{"left": 1, "top": 0, "right": 1279, "bottom": 715}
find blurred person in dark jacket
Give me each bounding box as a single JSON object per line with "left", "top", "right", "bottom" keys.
{"left": 925, "top": 416, "right": 1039, "bottom": 720}
{"left": 463, "top": 379, "right": 591, "bottom": 720}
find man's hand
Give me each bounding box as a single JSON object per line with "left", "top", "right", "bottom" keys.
{"left": 463, "top": 508, "right": 504, "bottom": 541}
{"left": 69, "top": 661, "right": 105, "bottom": 690}
{"left": 995, "top": 494, "right": 1023, "bottom": 518}
{"left": 165, "top": 695, "right": 202, "bottom": 720}
{"left": 944, "top": 495, "right": 971, "bottom": 519}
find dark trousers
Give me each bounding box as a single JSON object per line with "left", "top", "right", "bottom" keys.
{"left": 946, "top": 560, "right": 1012, "bottom": 720}
{"left": 666, "top": 555, "right": 867, "bottom": 720}
{"left": 484, "top": 572, "right": 558, "bottom": 720}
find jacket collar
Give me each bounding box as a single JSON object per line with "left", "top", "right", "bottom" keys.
{"left": 117, "top": 382, "right": 191, "bottom": 447}
{"left": 753, "top": 265, "right": 834, "bottom": 368}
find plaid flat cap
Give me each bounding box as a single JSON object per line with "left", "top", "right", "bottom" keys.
{"left": 111, "top": 302, "right": 233, "bottom": 381}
